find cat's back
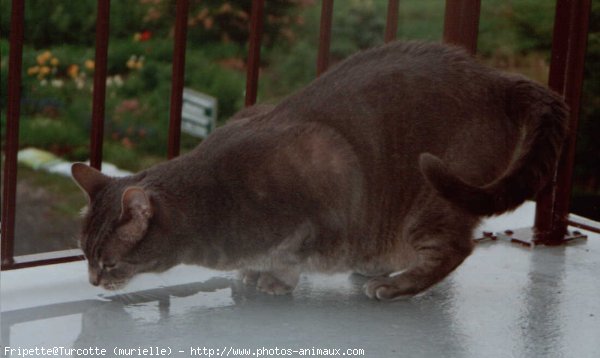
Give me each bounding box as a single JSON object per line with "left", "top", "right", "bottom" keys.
{"left": 272, "top": 42, "right": 510, "bottom": 167}
{"left": 296, "top": 41, "right": 495, "bottom": 103}
{"left": 326, "top": 41, "right": 477, "bottom": 79}
{"left": 265, "top": 41, "right": 522, "bottom": 218}
{"left": 276, "top": 41, "right": 508, "bottom": 137}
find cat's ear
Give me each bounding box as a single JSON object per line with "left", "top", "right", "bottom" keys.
{"left": 71, "top": 163, "right": 111, "bottom": 201}
{"left": 118, "top": 187, "right": 153, "bottom": 243}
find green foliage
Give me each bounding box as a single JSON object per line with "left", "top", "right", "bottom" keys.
{"left": 0, "top": 0, "right": 96, "bottom": 48}
{"left": 262, "top": 0, "right": 389, "bottom": 99}
{"left": 395, "top": 0, "right": 445, "bottom": 41}
{"left": 264, "top": 41, "right": 316, "bottom": 99}
{"left": 329, "top": 0, "right": 386, "bottom": 60}
{"left": 184, "top": 51, "right": 245, "bottom": 121}
{"left": 0, "top": 39, "right": 9, "bottom": 114}
{"left": 102, "top": 142, "right": 142, "bottom": 171}
{"left": 17, "top": 165, "right": 85, "bottom": 218}
{"left": 511, "top": 0, "right": 556, "bottom": 53}
{"left": 20, "top": 116, "right": 87, "bottom": 150}
{"left": 184, "top": 0, "right": 303, "bottom": 47}
{"left": 574, "top": 1, "right": 600, "bottom": 194}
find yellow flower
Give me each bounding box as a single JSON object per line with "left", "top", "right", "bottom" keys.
{"left": 219, "top": 3, "right": 232, "bottom": 13}
{"left": 36, "top": 66, "right": 50, "bottom": 80}
{"left": 36, "top": 50, "right": 52, "bottom": 65}
{"left": 84, "top": 59, "right": 95, "bottom": 71}
{"left": 135, "top": 56, "right": 144, "bottom": 69}
{"left": 126, "top": 55, "right": 137, "bottom": 69}
{"left": 39, "top": 66, "right": 51, "bottom": 76}
{"left": 50, "top": 57, "right": 59, "bottom": 66}
{"left": 67, "top": 64, "right": 79, "bottom": 79}
{"left": 126, "top": 55, "right": 144, "bottom": 70}
{"left": 27, "top": 66, "right": 40, "bottom": 75}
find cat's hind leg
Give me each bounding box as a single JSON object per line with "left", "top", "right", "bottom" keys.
{"left": 364, "top": 209, "right": 475, "bottom": 300}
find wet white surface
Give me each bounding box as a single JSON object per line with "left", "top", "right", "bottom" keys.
{"left": 2, "top": 202, "right": 599, "bottom": 358}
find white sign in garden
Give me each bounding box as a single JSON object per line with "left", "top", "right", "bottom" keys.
{"left": 181, "top": 88, "right": 217, "bottom": 138}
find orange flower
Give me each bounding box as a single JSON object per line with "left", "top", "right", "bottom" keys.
{"left": 85, "top": 59, "right": 95, "bottom": 71}
{"left": 218, "top": 3, "right": 232, "bottom": 13}
{"left": 50, "top": 57, "right": 59, "bottom": 66}
{"left": 38, "top": 66, "right": 51, "bottom": 76}
{"left": 36, "top": 51, "right": 52, "bottom": 65}
{"left": 203, "top": 17, "right": 214, "bottom": 30}
{"left": 67, "top": 64, "right": 80, "bottom": 79}
{"left": 27, "top": 66, "right": 40, "bottom": 75}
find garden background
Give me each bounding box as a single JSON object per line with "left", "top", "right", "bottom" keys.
{"left": 1, "top": 0, "right": 598, "bottom": 255}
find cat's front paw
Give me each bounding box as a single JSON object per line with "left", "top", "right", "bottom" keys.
{"left": 256, "top": 272, "right": 294, "bottom": 295}
{"left": 364, "top": 277, "right": 411, "bottom": 301}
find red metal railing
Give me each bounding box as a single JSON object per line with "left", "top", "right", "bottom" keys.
{"left": 244, "top": 0, "right": 265, "bottom": 107}
{"left": 535, "top": 0, "right": 593, "bottom": 244}
{"left": 1, "top": 0, "right": 24, "bottom": 270}
{"left": 316, "top": 0, "right": 334, "bottom": 76}
{"left": 167, "top": 0, "right": 190, "bottom": 159}
{"left": 1, "top": 0, "right": 596, "bottom": 270}
{"left": 89, "top": 0, "right": 110, "bottom": 170}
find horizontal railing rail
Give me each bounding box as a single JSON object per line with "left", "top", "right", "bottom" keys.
{"left": 1, "top": 0, "right": 597, "bottom": 271}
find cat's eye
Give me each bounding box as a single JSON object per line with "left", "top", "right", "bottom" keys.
{"left": 101, "top": 262, "right": 116, "bottom": 270}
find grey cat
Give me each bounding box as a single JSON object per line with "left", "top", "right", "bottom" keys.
{"left": 72, "top": 41, "right": 568, "bottom": 300}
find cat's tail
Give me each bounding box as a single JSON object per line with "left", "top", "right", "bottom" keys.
{"left": 419, "top": 80, "right": 569, "bottom": 216}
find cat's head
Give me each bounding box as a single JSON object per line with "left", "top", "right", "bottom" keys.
{"left": 71, "top": 163, "right": 174, "bottom": 290}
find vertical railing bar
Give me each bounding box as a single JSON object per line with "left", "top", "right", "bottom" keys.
{"left": 534, "top": 0, "right": 591, "bottom": 243}
{"left": 385, "top": 0, "right": 399, "bottom": 43}
{"left": 244, "top": 0, "right": 265, "bottom": 107}
{"left": 1, "top": 0, "right": 25, "bottom": 269}
{"left": 442, "top": 0, "right": 481, "bottom": 55}
{"left": 89, "top": 0, "right": 111, "bottom": 170}
{"left": 167, "top": 0, "right": 190, "bottom": 159}
{"left": 316, "top": 0, "right": 334, "bottom": 76}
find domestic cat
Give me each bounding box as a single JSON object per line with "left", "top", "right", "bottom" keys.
{"left": 72, "top": 41, "right": 568, "bottom": 300}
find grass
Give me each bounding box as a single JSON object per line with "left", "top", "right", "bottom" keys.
{"left": 16, "top": 164, "right": 85, "bottom": 218}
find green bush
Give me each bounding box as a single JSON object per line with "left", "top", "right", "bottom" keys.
{"left": 330, "top": 0, "right": 386, "bottom": 60}
{"left": 1, "top": 39, "right": 9, "bottom": 123}
{"left": 574, "top": 2, "right": 600, "bottom": 195}
{"left": 185, "top": 51, "right": 245, "bottom": 121}
{"left": 20, "top": 116, "right": 87, "bottom": 150}
{"left": 103, "top": 142, "right": 142, "bottom": 171}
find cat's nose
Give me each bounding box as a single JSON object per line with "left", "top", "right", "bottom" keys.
{"left": 89, "top": 272, "right": 101, "bottom": 286}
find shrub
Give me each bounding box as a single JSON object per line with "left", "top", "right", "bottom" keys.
{"left": 20, "top": 116, "right": 87, "bottom": 152}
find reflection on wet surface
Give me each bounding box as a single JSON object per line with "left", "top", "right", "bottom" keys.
{"left": 2, "top": 206, "right": 600, "bottom": 357}
{"left": 4, "top": 273, "right": 468, "bottom": 357}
